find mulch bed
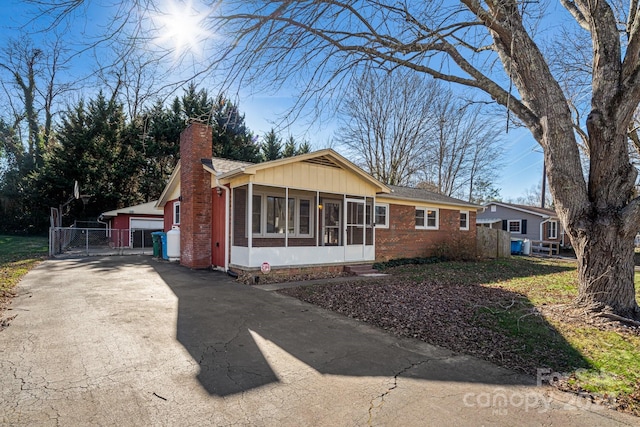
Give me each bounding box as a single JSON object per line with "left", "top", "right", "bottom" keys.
{"left": 280, "top": 277, "right": 551, "bottom": 373}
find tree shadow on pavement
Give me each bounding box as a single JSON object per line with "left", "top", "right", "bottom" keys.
{"left": 149, "top": 260, "right": 592, "bottom": 397}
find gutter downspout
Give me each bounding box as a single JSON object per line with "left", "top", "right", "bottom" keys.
{"left": 215, "top": 178, "right": 230, "bottom": 273}
{"left": 97, "top": 214, "right": 108, "bottom": 227}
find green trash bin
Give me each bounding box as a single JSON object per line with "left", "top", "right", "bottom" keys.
{"left": 151, "top": 232, "right": 163, "bottom": 257}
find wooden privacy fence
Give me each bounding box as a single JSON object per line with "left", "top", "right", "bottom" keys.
{"left": 476, "top": 227, "right": 511, "bottom": 258}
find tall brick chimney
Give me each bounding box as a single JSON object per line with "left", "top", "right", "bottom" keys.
{"left": 179, "top": 122, "right": 212, "bottom": 269}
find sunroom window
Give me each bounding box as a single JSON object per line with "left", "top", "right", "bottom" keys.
{"left": 253, "top": 192, "right": 313, "bottom": 237}
{"left": 266, "top": 196, "right": 288, "bottom": 234}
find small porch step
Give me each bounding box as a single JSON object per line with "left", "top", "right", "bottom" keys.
{"left": 344, "top": 264, "right": 382, "bottom": 276}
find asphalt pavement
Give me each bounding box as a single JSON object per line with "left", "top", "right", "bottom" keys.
{"left": 0, "top": 256, "right": 636, "bottom": 426}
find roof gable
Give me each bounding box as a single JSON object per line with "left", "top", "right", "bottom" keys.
{"left": 484, "top": 202, "right": 557, "bottom": 218}
{"left": 157, "top": 150, "right": 391, "bottom": 206}
{"left": 216, "top": 149, "right": 390, "bottom": 193}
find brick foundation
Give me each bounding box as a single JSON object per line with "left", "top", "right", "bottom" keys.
{"left": 230, "top": 264, "right": 349, "bottom": 285}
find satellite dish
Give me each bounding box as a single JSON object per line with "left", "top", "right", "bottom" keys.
{"left": 74, "top": 181, "right": 80, "bottom": 200}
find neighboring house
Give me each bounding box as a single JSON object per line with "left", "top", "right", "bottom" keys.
{"left": 99, "top": 201, "right": 164, "bottom": 248}
{"left": 476, "top": 202, "right": 566, "bottom": 246}
{"left": 156, "top": 123, "right": 479, "bottom": 276}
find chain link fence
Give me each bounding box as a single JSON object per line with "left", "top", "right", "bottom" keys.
{"left": 49, "top": 227, "right": 158, "bottom": 257}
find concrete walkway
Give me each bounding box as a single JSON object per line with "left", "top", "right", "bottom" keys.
{"left": 0, "top": 256, "right": 636, "bottom": 426}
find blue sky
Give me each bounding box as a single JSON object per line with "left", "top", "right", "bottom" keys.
{"left": 0, "top": 0, "right": 545, "bottom": 201}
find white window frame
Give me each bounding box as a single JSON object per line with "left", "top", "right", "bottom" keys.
{"left": 251, "top": 194, "right": 262, "bottom": 235}
{"left": 415, "top": 207, "right": 439, "bottom": 230}
{"left": 374, "top": 203, "right": 389, "bottom": 228}
{"left": 508, "top": 220, "right": 521, "bottom": 234}
{"left": 548, "top": 220, "right": 558, "bottom": 239}
{"left": 173, "top": 201, "right": 180, "bottom": 225}
{"left": 490, "top": 205, "right": 497, "bottom": 212}
{"left": 296, "top": 198, "right": 313, "bottom": 237}
{"left": 459, "top": 210, "right": 469, "bottom": 230}
{"left": 252, "top": 191, "right": 314, "bottom": 238}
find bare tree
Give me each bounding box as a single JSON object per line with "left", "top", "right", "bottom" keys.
{"left": 511, "top": 183, "right": 553, "bottom": 208}
{"left": 0, "top": 36, "right": 74, "bottom": 168}
{"left": 213, "top": 0, "right": 640, "bottom": 319}
{"left": 20, "top": 0, "right": 220, "bottom": 119}
{"left": 337, "top": 70, "right": 438, "bottom": 186}
{"left": 421, "top": 93, "right": 503, "bottom": 200}
{"left": 338, "top": 69, "right": 503, "bottom": 193}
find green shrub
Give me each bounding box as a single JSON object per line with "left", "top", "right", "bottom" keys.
{"left": 373, "top": 256, "right": 444, "bottom": 271}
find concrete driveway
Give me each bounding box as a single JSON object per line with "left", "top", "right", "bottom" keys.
{"left": 0, "top": 256, "right": 636, "bottom": 426}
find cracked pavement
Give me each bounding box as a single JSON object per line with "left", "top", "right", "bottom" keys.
{"left": 0, "top": 256, "right": 637, "bottom": 426}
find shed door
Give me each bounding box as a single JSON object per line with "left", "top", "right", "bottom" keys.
{"left": 130, "top": 218, "right": 163, "bottom": 248}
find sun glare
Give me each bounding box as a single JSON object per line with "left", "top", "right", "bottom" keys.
{"left": 152, "top": 0, "right": 213, "bottom": 58}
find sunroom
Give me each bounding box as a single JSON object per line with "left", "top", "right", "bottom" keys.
{"left": 217, "top": 150, "right": 390, "bottom": 269}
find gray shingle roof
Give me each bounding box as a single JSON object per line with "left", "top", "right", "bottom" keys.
{"left": 201, "top": 157, "right": 255, "bottom": 175}
{"left": 384, "top": 185, "right": 480, "bottom": 208}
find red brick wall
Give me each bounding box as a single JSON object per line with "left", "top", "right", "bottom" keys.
{"left": 180, "top": 123, "right": 213, "bottom": 269}
{"left": 375, "top": 204, "right": 476, "bottom": 261}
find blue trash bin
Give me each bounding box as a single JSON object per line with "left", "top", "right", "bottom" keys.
{"left": 511, "top": 240, "right": 523, "bottom": 255}
{"left": 160, "top": 232, "right": 168, "bottom": 259}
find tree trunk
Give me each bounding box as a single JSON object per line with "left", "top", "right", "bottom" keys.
{"left": 572, "top": 224, "right": 639, "bottom": 319}
{"left": 557, "top": 111, "right": 640, "bottom": 320}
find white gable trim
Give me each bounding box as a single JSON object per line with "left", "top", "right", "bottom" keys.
{"left": 484, "top": 202, "right": 555, "bottom": 219}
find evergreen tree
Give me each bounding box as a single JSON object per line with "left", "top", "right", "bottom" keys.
{"left": 282, "top": 136, "right": 297, "bottom": 158}
{"left": 297, "top": 140, "right": 312, "bottom": 155}
{"left": 32, "top": 93, "right": 140, "bottom": 226}
{"left": 279, "top": 135, "right": 312, "bottom": 158}
{"left": 135, "top": 98, "right": 183, "bottom": 201}
{"left": 212, "top": 95, "right": 261, "bottom": 162}
{"left": 0, "top": 119, "right": 34, "bottom": 232}
{"left": 260, "top": 128, "right": 282, "bottom": 161}
{"left": 181, "top": 83, "right": 212, "bottom": 123}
